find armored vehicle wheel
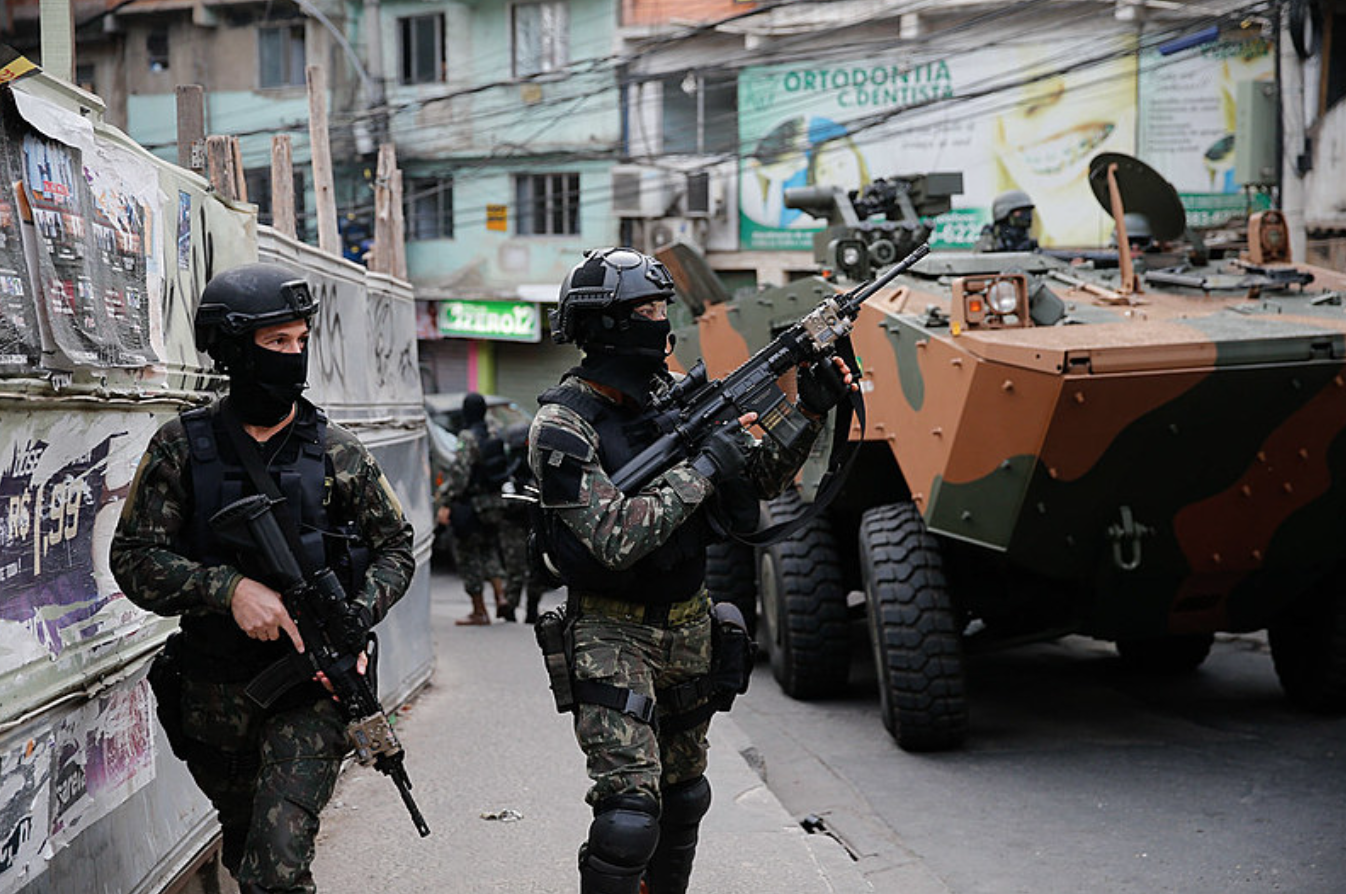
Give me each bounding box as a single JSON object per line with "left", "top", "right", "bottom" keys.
{"left": 756, "top": 489, "right": 849, "bottom": 699}
{"left": 860, "top": 502, "right": 968, "bottom": 752}
{"left": 1115, "top": 634, "right": 1214, "bottom": 674}
{"left": 1270, "top": 576, "right": 1346, "bottom": 713}
{"left": 706, "top": 539, "right": 758, "bottom": 639}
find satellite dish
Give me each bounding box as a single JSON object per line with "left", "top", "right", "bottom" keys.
{"left": 1087, "top": 152, "right": 1187, "bottom": 242}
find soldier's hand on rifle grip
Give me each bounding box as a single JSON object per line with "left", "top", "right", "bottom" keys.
{"left": 691, "top": 420, "right": 756, "bottom": 484}
{"left": 230, "top": 577, "right": 305, "bottom": 654}
{"left": 797, "top": 356, "right": 856, "bottom": 419}
{"left": 316, "top": 650, "right": 369, "bottom": 696}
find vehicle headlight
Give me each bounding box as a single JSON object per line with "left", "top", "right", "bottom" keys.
{"left": 987, "top": 280, "right": 1020, "bottom": 315}
{"left": 840, "top": 243, "right": 864, "bottom": 268}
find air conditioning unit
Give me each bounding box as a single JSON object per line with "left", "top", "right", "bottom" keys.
{"left": 644, "top": 217, "right": 704, "bottom": 254}
{"left": 612, "top": 165, "right": 677, "bottom": 218}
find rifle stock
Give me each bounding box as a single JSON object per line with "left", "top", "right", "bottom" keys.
{"left": 610, "top": 242, "right": 929, "bottom": 494}
{"left": 210, "top": 494, "right": 431, "bottom": 838}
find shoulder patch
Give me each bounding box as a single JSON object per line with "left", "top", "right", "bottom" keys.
{"left": 535, "top": 424, "right": 594, "bottom": 463}
{"left": 534, "top": 423, "right": 592, "bottom": 508}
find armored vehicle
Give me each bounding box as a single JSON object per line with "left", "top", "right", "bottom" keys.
{"left": 664, "top": 158, "right": 1346, "bottom": 752}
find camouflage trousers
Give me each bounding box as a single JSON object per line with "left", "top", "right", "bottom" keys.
{"left": 451, "top": 515, "right": 503, "bottom": 597}
{"left": 179, "top": 676, "right": 346, "bottom": 893}
{"left": 570, "top": 607, "right": 713, "bottom": 808}
{"left": 499, "top": 510, "right": 544, "bottom": 611}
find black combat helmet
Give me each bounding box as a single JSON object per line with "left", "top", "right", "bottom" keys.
{"left": 550, "top": 247, "right": 675, "bottom": 351}
{"left": 991, "top": 189, "right": 1034, "bottom": 226}
{"left": 194, "top": 263, "right": 318, "bottom": 369}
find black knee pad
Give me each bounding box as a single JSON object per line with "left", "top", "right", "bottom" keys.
{"left": 586, "top": 794, "right": 661, "bottom": 870}
{"left": 661, "top": 776, "right": 711, "bottom": 827}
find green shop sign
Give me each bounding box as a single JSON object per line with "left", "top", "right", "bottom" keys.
{"left": 437, "top": 299, "right": 541, "bottom": 342}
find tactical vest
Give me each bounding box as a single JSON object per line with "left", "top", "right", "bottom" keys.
{"left": 537, "top": 380, "right": 707, "bottom": 604}
{"left": 178, "top": 399, "right": 332, "bottom": 682}
{"left": 467, "top": 421, "right": 510, "bottom": 494}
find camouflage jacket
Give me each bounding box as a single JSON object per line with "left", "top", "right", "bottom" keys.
{"left": 529, "top": 376, "right": 819, "bottom": 571}
{"left": 111, "top": 401, "right": 416, "bottom": 625}
{"left": 434, "top": 424, "right": 507, "bottom": 515}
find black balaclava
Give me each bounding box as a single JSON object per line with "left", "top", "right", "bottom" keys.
{"left": 228, "top": 337, "right": 309, "bottom": 426}
{"left": 462, "top": 392, "right": 487, "bottom": 436}
{"left": 578, "top": 310, "right": 672, "bottom": 406}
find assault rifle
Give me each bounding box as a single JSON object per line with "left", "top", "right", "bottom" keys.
{"left": 210, "top": 494, "right": 431, "bottom": 838}
{"left": 610, "top": 241, "right": 930, "bottom": 494}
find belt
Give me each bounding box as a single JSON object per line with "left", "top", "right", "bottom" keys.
{"left": 577, "top": 589, "right": 709, "bottom": 628}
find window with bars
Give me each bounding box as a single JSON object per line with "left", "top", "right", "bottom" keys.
{"left": 405, "top": 177, "right": 454, "bottom": 240}
{"left": 400, "top": 14, "right": 446, "bottom": 84}
{"left": 660, "top": 71, "right": 738, "bottom": 155}
{"left": 515, "top": 173, "right": 580, "bottom": 236}
{"left": 512, "top": 1, "right": 568, "bottom": 78}
{"left": 259, "top": 24, "right": 306, "bottom": 88}
{"left": 147, "top": 27, "right": 169, "bottom": 72}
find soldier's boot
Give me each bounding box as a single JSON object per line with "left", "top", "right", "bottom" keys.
{"left": 499, "top": 588, "right": 519, "bottom": 622}
{"left": 644, "top": 776, "right": 711, "bottom": 894}
{"left": 579, "top": 795, "right": 660, "bottom": 894}
{"left": 455, "top": 593, "right": 491, "bottom": 626}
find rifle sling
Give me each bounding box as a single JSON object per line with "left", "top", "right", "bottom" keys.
{"left": 733, "top": 335, "right": 866, "bottom": 548}
{"left": 218, "top": 401, "right": 322, "bottom": 705}
{"left": 219, "top": 400, "right": 317, "bottom": 577}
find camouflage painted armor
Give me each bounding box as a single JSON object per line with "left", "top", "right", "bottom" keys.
{"left": 111, "top": 397, "right": 414, "bottom": 892}
{"left": 529, "top": 374, "right": 818, "bottom": 806}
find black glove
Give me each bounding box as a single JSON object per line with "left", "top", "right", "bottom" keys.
{"left": 691, "top": 424, "right": 753, "bottom": 484}
{"left": 797, "top": 359, "right": 850, "bottom": 417}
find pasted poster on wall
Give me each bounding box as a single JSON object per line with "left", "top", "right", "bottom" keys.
{"left": 0, "top": 731, "right": 51, "bottom": 894}
{"left": 0, "top": 91, "right": 38, "bottom": 372}
{"left": 48, "top": 678, "right": 155, "bottom": 850}
{"left": 11, "top": 88, "right": 157, "bottom": 370}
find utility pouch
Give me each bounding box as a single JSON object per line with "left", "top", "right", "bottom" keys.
{"left": 147, "top": 632, "right": 190, "bottom": 760}
{"left": 708, "top": 601, "right": 757, "bottom": 711}
{"left": 534, "top": 604, "right": 576, "bottom": 713}
{"left": 448, "top": 499, "right": 480, "bottom": 538}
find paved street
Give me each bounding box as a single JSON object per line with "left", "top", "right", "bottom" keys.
{"left": 309, "top": 567, "right": 869, "bottom": 893}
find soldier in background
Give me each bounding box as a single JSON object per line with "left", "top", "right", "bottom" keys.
{"left": 499, "top": 421, "right": 549, "bottom": 623}
{"left": 435, "top": 391, "right": 511, "bottom": 625}
{"left": 111, "top": 264, "right": 415, "bottom": 893}
{"left": 530, "top": 247, "right": 854, "bottom": 893}
{"left": 975, "top": 189, "right": 1039, "bottom": 252}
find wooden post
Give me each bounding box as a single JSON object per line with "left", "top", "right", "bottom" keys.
{"left": 370, "top": 143, "right": 396, "bottom": 274}
{"left": 206, "top": 135, "right": 240, "bottom": 201}
{"left": 175, "top": 85, "right": 206, "bottom": 174}
{"left": 306, "top": 65, "right": 339, "bottom": 255}
{"left": 391, "top": 168, "right": 407, "bottom": 279}
{"left": 230, "top": 137, "right": 247, "bottom": 202}
{"left": 271, "top": 135, "right": 296, "bottom": 239}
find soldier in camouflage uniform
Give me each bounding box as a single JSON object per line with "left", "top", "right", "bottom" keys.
{"left": 499, "top": 421, "right": 550, "bottom": 623}
{"left": 529, "top": 248, "right": 853, "bottom": 894}
{"left": 434, "top": 391, "right": 510, "bottom": 624}
{"left": 110, "top": 264, "right": 415, "bottom": 894}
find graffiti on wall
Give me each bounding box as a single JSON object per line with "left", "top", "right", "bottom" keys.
{"left": 0, "top": 732, "right": 50, "bottom": 894}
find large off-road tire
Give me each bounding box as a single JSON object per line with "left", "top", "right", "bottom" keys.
{"left": 1115, "top": 634, "right": 1214, "bottom": 674}
{"left": 860, "top": 501, "right": 968, "bottom": 752}
{"left": 1270, "top": 573, "right": 1346, "bottom": 713}
{"left": 706, "top": 539, "right": 758, "bottom": 639}
{"left": 757, "top": 489, "right": 849, "bottom": 699}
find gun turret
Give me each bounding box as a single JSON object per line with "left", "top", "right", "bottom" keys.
{"left": 785, "top": 174, "right": 962, "bottom": 282}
